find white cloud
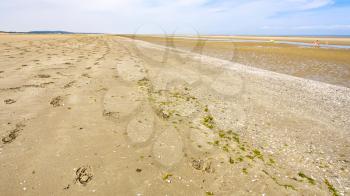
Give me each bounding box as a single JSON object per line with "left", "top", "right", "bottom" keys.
{"left": 0, "top": 0, "right": 347, "bottom": 34}
{"left": 262, "top": 24, "right": 350, "bottom": 30}
{"left": 286, "top": 0, "right": 334, "bottom": 10}
{"left": 1, "top": 0, "right": 334, "bottom": 12}
{"left": 294, "top": 24, "right": 350, "bottom": 29}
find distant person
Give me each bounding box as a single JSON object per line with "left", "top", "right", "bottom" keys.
{"left": 314, "top": 40, "right": 320, "bottom": 48}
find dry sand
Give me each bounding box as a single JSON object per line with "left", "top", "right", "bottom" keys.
{"left": 0, "top": 34, "right": 349, "bottom": 195}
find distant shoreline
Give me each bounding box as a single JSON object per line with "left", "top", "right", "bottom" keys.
{"left": 129, "top": 34, "right": 350, "bottom": 46}
{"left": 2, "top": 31, "right": 350, "bottom": 45}
{"left": 1, "top": 30, "right": 349, "bottom": 37}
{"left": 0, "top": 31, "right": 102, "bottom": 35}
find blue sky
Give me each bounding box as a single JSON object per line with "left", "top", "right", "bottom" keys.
{"left": 0, "top": 0, "right": 349, "bottom": 35}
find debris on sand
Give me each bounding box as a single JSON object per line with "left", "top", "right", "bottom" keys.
{"left": 50, "top": 96, "right": 63, "bottom": 107}
{"left": 4, "top": 99, "right": 16, "bottom": 104}
{"left": 75, "top": 166, "right": 93, "bottom": 186}
{"left": 156, "top": 108, "right": 171, "bottom": 119}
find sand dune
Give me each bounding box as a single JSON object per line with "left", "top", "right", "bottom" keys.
{"left": 0, "top": 34, "right": 349, "bottom": 195}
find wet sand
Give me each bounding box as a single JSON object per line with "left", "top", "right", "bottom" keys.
{"left": 201, "top": 35, "right": 350, "bottom": 46}
{"left": 130, "top": 35, "right": 350, "bottom": 88}
{"left": 0, "top": 34, "right": 349, "bottom": 195}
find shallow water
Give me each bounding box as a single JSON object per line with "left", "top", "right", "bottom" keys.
{"left": 168, "top": 36, "right": 350, "bottom": 49}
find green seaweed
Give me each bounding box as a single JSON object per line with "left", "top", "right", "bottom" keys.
{"left": 214, "top": 140, "right": 220, "bottom": 146}
{"left": 222, "top": 144, "right": 230, "bottom": 152}
{"left": 239, "top": 145, "right": 246, "bottom": 151}
{"left": 218, "top": 130, "right": 226, "bottom": 138}
{"left": 246, "top": 155, "right": 254, "bottom": 160}
{"left": 232, "top": 135, "right": 240, "bottom": 143}
{"left": 202, "top": 115, "right": 215, "bottom": 129}
{"left": 253, "top": 149, "right": 264, "bottom": 160}
{"left": 262, "top": 170, "right": 296, "bottom": 191}
{"left": 162, "top": 173, "right": 173, "bottom": 181}
{"left": 229, "top": 157, "right": 235, "bottom": 164}
{"left": 298, "top": 172, "right": 315, "bottom": 185}
{"left": 324, "top": 179, "right": 339, "bottom": 196}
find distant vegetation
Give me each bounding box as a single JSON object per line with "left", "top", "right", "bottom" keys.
{"left": 0, "top": 30, "right": 73, "bottom": 34}
{"left": 0, "top": 30, "right": 104, "bottom": 34}
{"left": 28, "top": 31, "right": 74, "bottom": 34}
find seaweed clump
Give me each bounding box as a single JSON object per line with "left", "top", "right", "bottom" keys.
{"left": 202, "top": 115, "right": 215, "bottom": 129}
{"left": 324, "top": 179, "right": 339, "bottom": 196}
{"left": 298, "top": 172, "right": 315, "bottom": 185}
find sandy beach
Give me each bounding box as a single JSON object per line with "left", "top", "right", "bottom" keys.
{"left": 0, "top": 34, "right": 349, "bottom": 195}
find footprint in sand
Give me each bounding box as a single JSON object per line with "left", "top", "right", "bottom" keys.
{"left": 74, "top": 165, "right": 93, "bottom": 186}
{"left": 2, "top": 123, "right": 25, "bottom": 144}
{"left": 152, "top": 126, "right": 184, "bottom": 167}
{"left": 36, "top": 74, "right": 51, "bottom": 78}
{"left": 63, "top": 81, "right": 76, "bottom": 89}
{"left": 127, "top": 105, "right": 155, "bottom": 144}
{"left": 4, "top": 99, "right": 16, "bottom": 104}
{"left": 50, "top": 96, "right": 64, "bottom": 107}
{"left": 117, "top": 62, "right": 147, "bottom": 82}
{"left": 103, "top": 85, "right": 143, "bottom": 120}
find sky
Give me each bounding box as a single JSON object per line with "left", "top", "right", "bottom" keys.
{"left": 0, "top": 0, "right": 350, "bottom": 35}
